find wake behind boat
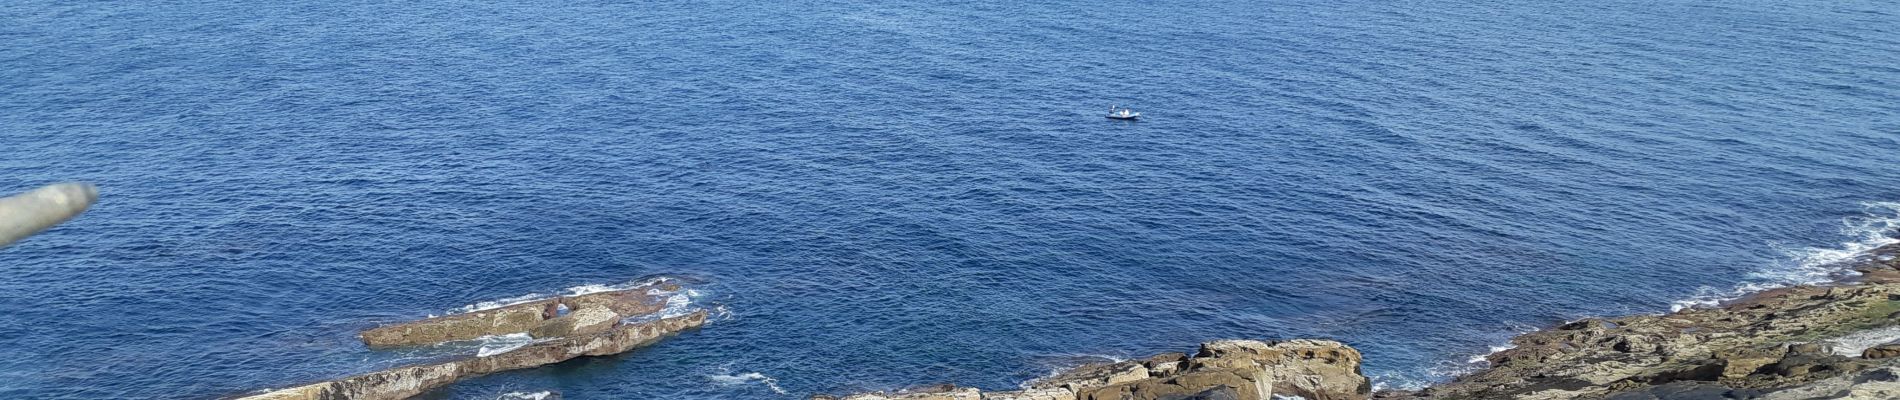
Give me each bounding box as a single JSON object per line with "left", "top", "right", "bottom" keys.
{"left": 1107, "top": 105, "right": 1140, "bottom": 120}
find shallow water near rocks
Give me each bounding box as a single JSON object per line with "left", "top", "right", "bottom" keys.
{"left": 2, "top": 0, "right": 1899, "bottom": 398}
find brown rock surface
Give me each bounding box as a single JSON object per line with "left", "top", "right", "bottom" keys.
{"left": 358, "top": 283, "right": 672, "bottom": 348}
{"left": 1027, "top": 360, "right": 1151, "bottom": 391}
{"left": 1863, "top": 342, "right": 1900, "bottom": 360}
{"left": 528, "top": 305, "right": 619, "bottom": 339}
{"left": 358, "top": 301, "right": 554, "bottom": 348}
{"left": 819, "top": 339, "right": 1369, "bottom": 400}
{"left": 239, "top": 310, "right": 706, "bottom": 400}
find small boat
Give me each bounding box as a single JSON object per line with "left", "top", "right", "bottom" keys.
{"left": 1106, "top": 105, "right": 1140, "bottom": 120}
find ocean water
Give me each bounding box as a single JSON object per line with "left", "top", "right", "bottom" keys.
{"left": 3, "top": 0, "right": 1899, "bottom": 398}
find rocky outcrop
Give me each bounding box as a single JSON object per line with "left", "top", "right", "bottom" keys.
{"left": 239, "top": 310, "right": 706, "bottom": 400}
{"left": 242, "top": 242, "right": 1900, "bottom": 400}
{"left": 1380, "top": 243, "right": 1900, "bottom": 400}
{"left": 241, "top": 281, "right": 702, "bottom": 400}
{"left": 358, "top": 283, "right": 673, "bottom": 348}
{"left": 817, "top": 339, "right": 1371, "bottom": 400}
{"left": 815, "top": 246, "right": 1900, "bottom": 400}
{"left": 1192, "top": 339, "right": 1370, "bottom": 399}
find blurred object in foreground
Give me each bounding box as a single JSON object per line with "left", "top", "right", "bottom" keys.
{"left": 0, "top": 182, "right": 99, "bottom": 249}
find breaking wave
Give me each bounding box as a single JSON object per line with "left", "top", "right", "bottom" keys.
{"left": 1824, "top": 325, "right": 1900, "bottom": 357}
{"left": 495, "top": 391, "right": 555, "bottom": 400}
{"left": 448, "top": 276, "right": 679, "bottom": 315}
{"left": 706, "top": 371, "right": 787, "bottom": 395}
{"left": 621, "top": 287, "right": 716, "bottom": 325}
{"left": 1374, "top": 344, "right": 1519, "bottom": 391}
{"left": 1462, "top": 344, "right": 1517, "bottom": 365}
{"left": 1016, "top": 353, "right": 1131, "bottom": 390}
{"left": 1670, "top": 201, "right": 1900, "bottom": 312}
{"left": 473, "top": 333, "right": 540, "bottom": 357}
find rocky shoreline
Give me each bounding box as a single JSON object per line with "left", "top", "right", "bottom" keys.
{"left": 816, "top": 339, "right": 1371, "bottom": 400}
{"left": 1382, "top": 242, "right": 1900, "bottom": 400}
{"left": 827, "top": 243, "right": 1900, "bottom": 400}
{"left": 235, "top": 243, "right": 1900, "bottom": 400}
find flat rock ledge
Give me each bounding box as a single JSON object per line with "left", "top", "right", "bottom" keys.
{"left": 359, "top": 282, "right": 678, "bottom": 348}
{"left": 239, "top": 310, "right": 706, "bottom": 400}
{"left": 238, "top": 281, "right": 705, "bottom": 400}
{"left": 817, "top": 339, "right": 1373, "bottom": 400}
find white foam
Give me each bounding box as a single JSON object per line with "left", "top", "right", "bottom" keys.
{"left": 658, "top": 288, "right": 698, "bottom": 318}
{"left": 1464, "top": 344, "right": 1516, "bottom": 365}
{"left": 1387, "top": 204, "right": 1899, "bottom": 391}
{"left": 1669, "top": 281, "right": 1792, "bottom": 313}
{"left": 1016, "top": 354, "right": 1131, "bottom": 390}
{"left": 1380, "top": 353, "right": 1496, "bottom": 390}
{"left": 1454, "top": 322, "right": 1539, "bottom": 369}
{"left": 1826, "top": 325, "right": 1900, "bottom": 356}
{"left": 1369, "top": 372, "right": 1432, "bottom": 392}
{"left": 495, "top": 391, "right": 554, "bottom": 400}
{"left": 473, "top": 333, "right": 539, "bottom": 357}
{"left": 706, "top": 372, "right": 787, "bottom": 394}
{"left": 1670, "top": 201, "right": 1900, "bottom": 312}
{"left": 450, "top": 277, "right": 674, "bottom": 315}
{"left": 622, "top": 287, "right": 713, "bottom": 325}
{"left": 1376, "top": 324, "right": 1541, "bottom": 390}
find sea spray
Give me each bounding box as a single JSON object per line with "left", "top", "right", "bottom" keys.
{"left": 1825, "top": 325, "right": 1900, "bottom": 357}
{"left": 621, "top": 287, "right": 715, "bottom": 325}
{"left": 1015, "top": 353, "right": 1133, "bottom": 390}
{"left": 706, "top": 371, "right": 787, "bottom": 394}
{"left": 450, "top": 277, "right": 678, "bottom": 315}
{"left": 1371, "top": 321, "right": 1542, "bottom": 390}
{"left": 474, "top": 333, "right": 540, "bottom": 357}
{"left": 495, "top": 391, "right": 555, "bottom": 400}
{"left": 1670, "top": 201, "right": 1900, "bottom": 312}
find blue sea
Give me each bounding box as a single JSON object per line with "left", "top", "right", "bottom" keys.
{"left": 4, "top": 0, "right": 1899, "bottom": 398}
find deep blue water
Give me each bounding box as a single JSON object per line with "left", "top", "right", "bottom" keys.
{"left": 4, "top": 0, "right": 1900, "bottom": 398}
